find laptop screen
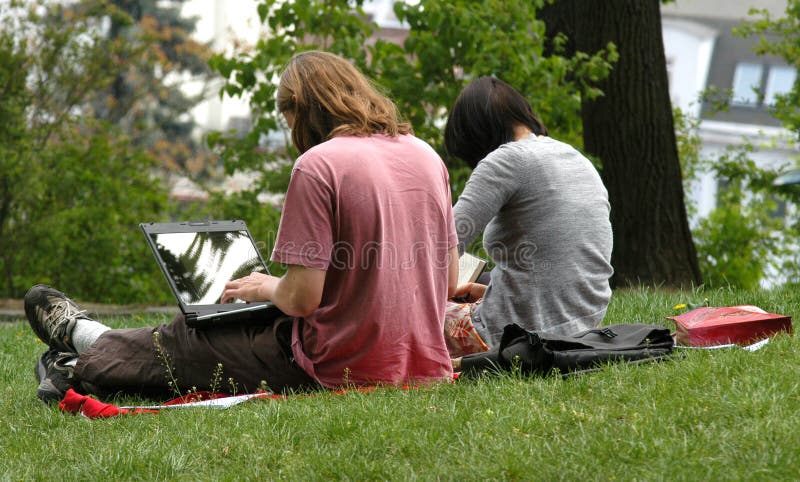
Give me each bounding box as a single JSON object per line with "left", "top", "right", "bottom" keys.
{"left": 149, "top": 230, "right": 267, "bottom": 305}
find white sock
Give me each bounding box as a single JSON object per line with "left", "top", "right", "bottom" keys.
{"left": 70, "top": 318, "right": 110, "bottom": 354}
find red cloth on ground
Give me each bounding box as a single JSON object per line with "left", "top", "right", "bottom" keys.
{"left": 59, "top": 389, "right": 150, "bottom": 418}
{"left": 58, "top": 389, "right": 256, "bottom": 418}
{"left": 57, "top": 378, "right": 458, "bottom": 419}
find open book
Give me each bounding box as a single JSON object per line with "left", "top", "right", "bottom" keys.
{"left": 458, "top": 252, "right": 487, "bottom": 286}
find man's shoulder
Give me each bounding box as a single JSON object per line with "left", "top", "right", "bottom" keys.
{"left": 302, "top": 134, "right": 441, "bottom": 169}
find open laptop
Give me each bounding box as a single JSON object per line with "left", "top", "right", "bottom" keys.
{"left": 140, "top": 220, "right": 284, "bottom": 328}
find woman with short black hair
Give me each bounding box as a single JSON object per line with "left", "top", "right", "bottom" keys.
{"left": 445, "top": 77, "right": 547, "bottom": 168}
{"left": 444, "top": 76, "right": 613, "bottom": 355}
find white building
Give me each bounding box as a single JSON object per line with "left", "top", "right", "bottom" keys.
{"left": 662, "top": 0, "right": 797, "bottom": 222}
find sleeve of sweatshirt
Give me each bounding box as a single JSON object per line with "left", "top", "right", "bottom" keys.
{"left": 452, "top": 146, "right": 522, "bottom": 254}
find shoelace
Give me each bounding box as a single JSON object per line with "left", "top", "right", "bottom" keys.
{"left": 45, "top": 300, "right": 88, "bottom": 337}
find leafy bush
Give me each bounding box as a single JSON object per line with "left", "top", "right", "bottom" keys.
{"left": 693, "top": 184, "right": 781, "bottom": 290}
{"left": 675, "top": 106, "right": 796, "bottom": 289}
{"left": 10, "top": 126, "right": 172, "bottom": 303}
{"left": 0, "top": 2, "right": 170, "bottom": 303}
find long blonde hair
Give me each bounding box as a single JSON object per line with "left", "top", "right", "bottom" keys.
{"left": 276, "top": 50, "right": 411, "bottom": 153}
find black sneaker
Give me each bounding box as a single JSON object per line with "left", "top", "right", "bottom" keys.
{"left": 34, "top": 348, "right": 77, "bottom": 404}
{"left": 24, "top": 284, "right": 90, "bottom": 353}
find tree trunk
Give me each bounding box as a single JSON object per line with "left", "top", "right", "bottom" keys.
{"left": 541, "top": 0, "right": 702, "bottom": 287}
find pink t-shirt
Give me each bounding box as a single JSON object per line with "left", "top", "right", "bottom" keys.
{"left": 271, "top": 134, "right": 456, "bottom": 388}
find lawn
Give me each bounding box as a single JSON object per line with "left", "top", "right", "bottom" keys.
{"left": 1, "top": 287, "right": 799, "bottom": 480}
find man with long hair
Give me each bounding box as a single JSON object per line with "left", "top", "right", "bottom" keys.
{"left": 27, "top": 51, "right": 457, "bottom": 401}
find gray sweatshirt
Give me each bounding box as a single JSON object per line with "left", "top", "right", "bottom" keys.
{"left": 453, "top": 135, "right": 613, "bottom": 347}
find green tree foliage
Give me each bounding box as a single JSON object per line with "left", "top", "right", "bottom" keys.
{"left": 692, "top": 146, "right": 787, "bottom": 289}
{"left": 0, "top": 2, "right": 170, "bottom": 303}
{"left": 208, "top": 0, "right": 616, "bottom": 202}
{"left": 63, "top": 0, "right": 215, "bottom": 175}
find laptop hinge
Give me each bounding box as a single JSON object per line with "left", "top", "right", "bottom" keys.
{"left": 194, "top": 303, "right": 268, "bottom": 321}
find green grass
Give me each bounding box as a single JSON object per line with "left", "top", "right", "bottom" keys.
{"left": 1, "top": 287, "right": 799, "bottom": 480}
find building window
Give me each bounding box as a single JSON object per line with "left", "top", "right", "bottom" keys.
{"left": 764, "top": 66, "right": 796, "bottom": 106}
{"left": 731, "top": 62, "right": 763, "bottom": 106}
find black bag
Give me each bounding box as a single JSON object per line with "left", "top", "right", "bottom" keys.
{"left": 460, "top": 323, "right": 674, "bottom": 377}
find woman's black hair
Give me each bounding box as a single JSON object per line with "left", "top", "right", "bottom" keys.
{"left": 444, "top": 77, "right": 547, "bottom": 168}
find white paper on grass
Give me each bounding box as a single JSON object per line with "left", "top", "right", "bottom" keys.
{"left": 673, "top": 338, "right": 770, "bottom": 352}
{"left": 121, "top": 392, "right": 271, "bottom": 410}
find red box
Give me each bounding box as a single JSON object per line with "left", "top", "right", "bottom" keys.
{"left": 668, "top": 305, "right": 792, "bottom": 346}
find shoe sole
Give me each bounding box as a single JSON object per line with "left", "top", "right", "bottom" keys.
{"left": 25, "top": 284, "right": 54, "bottom": 347}
{"left": 36, "top": 379, "right": 66, "bottom": 404}
{"left": 34, "top": 350, "right": 68, "bottom": 404}
{"left": 24, "top": 284, "right": 79, "bottom": 353}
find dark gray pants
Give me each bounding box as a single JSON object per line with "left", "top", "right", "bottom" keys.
{"left": 74, "top": 314, "right": 319, "bottom": 398}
